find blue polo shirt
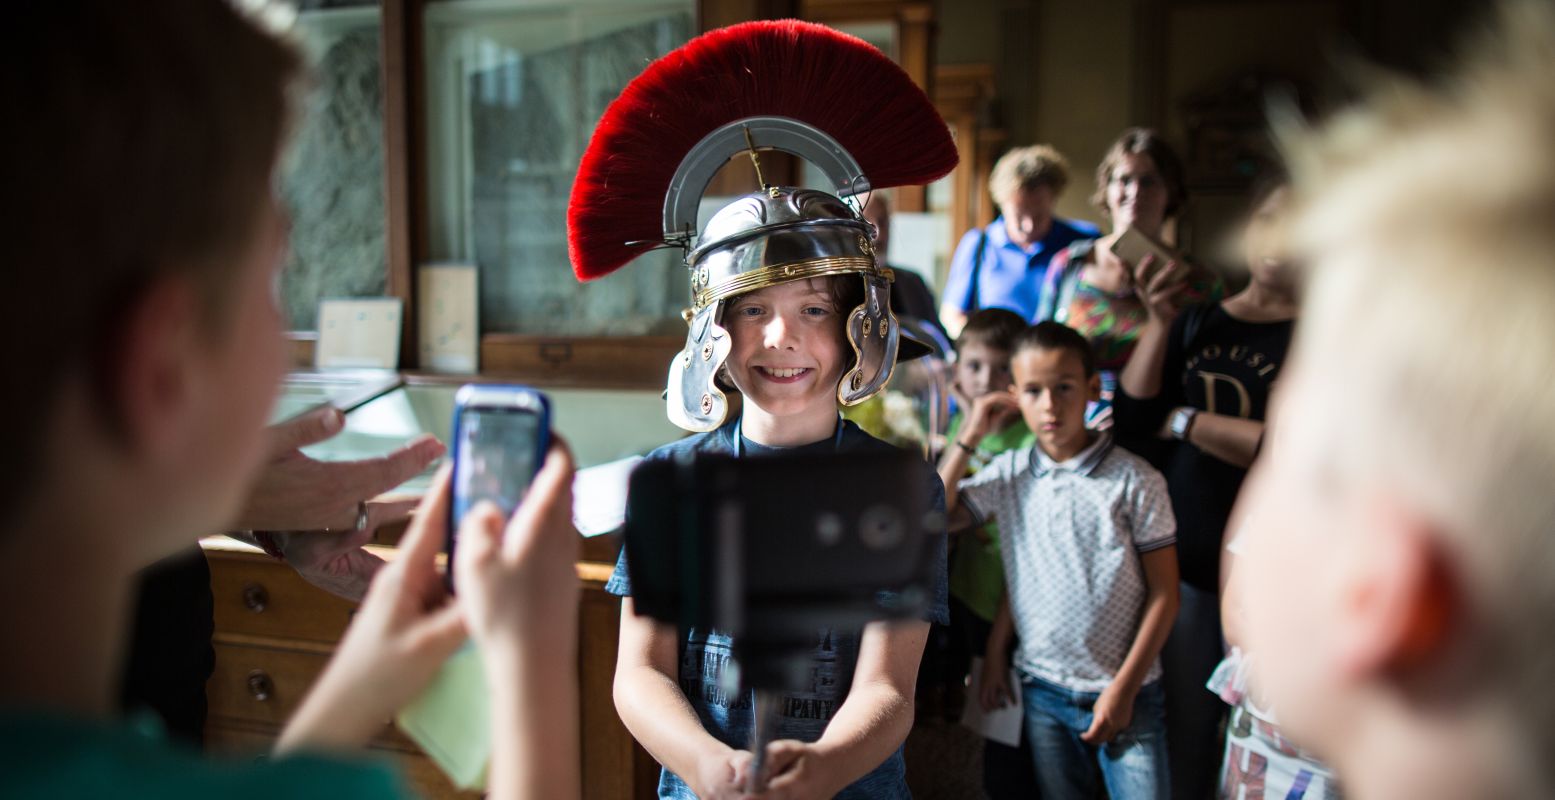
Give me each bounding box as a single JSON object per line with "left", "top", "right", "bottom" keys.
{"left": 943, "top": 216, "right": 1101, "bottom": 319}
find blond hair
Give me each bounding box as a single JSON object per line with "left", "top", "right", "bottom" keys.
{"left": 988, "top": 145, "right": 1070, "bottom": 202}
{"left": 1283, "top": 1, "right": 1555, "bottom": 782}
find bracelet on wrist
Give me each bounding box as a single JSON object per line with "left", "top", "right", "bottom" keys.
{"left": 956, "top": 439, "right": 978, "bottom": 455}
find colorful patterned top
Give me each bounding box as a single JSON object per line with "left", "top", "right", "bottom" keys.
{"left": 1039, "top": 238, "right": 1224, "bottom": 373}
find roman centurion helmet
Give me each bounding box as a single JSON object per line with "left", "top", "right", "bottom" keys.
{"left": 567, "top": 20, "right": 958, "bottom": 431}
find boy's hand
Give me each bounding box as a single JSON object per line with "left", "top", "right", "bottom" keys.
{"left": 691, "top": 748, "right": 754, "bottom": 800}
{"left": 277, "top": 465, "right": 466, "bottom": 752}
{"left": 979, "top": 653, "right": 1014, "bottom": 712}
{"left": 962, "top": 391, "right": 1021, "bottom": 445}
{"left": 453, "top": 437, "right": 579, "bottom": 651}
{"left": 1080, "top": 679, "right": 1138, "bottom": 745}
{"left": 748, "top": 740, "right": 842, "bottom": 799}
{"left": 1133, "top": 254, "right": 1190, "bottom": 324}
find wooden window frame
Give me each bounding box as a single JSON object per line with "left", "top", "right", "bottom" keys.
{"left": 290, "top": 0, "right": 933, "bottom": 390}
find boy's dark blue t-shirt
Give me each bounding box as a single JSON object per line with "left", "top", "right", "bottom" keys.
{"left": 605, "top": 417, "right": 949, "bottom": 800}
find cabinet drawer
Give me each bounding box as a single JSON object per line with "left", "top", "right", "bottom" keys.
{"left": 208, "top": 639, "right": 335, "bottom": 729}
{"left": 208, "top": 550, "right": 358, "bottom": 643}
{"left": 209, "top": 640, "right": 416, "bottom": 749}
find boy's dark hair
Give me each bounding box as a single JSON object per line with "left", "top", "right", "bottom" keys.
{"left": 1012, "top": 322, "right": 1098, "bottom": 377}
{"left": 1, "top": 2, "right": 303, "bottom": 526}
{"left": 957, "top": 308, "right": 1028, "bottom": 353}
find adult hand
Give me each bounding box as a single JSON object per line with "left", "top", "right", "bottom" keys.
{"left": 235, "top": 406, "right": 445, "bottom": 532}
{"left": 273, "top": 524, "right": 390, "bottom": 601}
{"left": 453, "top": 437, "right": 579, "bottom": 651}
{"left": 277, "top": 465, "right": 466, "bottom": 752}
{"left": 1133, "top": 254, "right": 1190, "bottom": 324}
{"left": 979, "top": 653, "right": 1014, "bottom": 712}
{"left": 1080, "top": 679, "right": 1138, "bottom": 745}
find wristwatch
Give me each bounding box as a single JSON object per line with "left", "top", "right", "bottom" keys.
{"left": 1169, "top": 407, "right": 1199, "bottom": 441}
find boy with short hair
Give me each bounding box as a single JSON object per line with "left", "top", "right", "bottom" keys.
{"left": 610, "top": 274, "right": 951, "bottom": 799}
{"left": 941, "top": 321, "right": 1180, "bottom": 799}
{"left": 1231, "top": 4, "right": 1555, "bottom": 797}
{"left": 939, "top": 307, "right": 1037, "bottom": 796}
{"left": 0, "top": 3, "right": 581, "bottom": 798}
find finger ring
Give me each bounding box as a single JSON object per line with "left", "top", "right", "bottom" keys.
{"left": 354, "top": 500, "right": 369, "bottom": 531}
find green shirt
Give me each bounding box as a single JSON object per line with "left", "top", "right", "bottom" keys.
{"left": 0, "top": 710, "right": 407, "bottom": 799}
{"left": 946, "top": 412, "right": 1035, "bottom": 621}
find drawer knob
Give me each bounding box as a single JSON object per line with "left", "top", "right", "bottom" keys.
{"left": 241, "top": 583, "right": 269, "bottom": 613}
{"left": 246, "top": 669, "right": 275, "bottom": 702}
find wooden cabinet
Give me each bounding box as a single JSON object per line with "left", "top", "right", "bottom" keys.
{"left": 202, "top": 539, "right": 658, "bottom": 799}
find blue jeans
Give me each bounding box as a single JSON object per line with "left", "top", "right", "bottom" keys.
{"left": 1021, "top": 675, "right": 1170, "bottom": 800}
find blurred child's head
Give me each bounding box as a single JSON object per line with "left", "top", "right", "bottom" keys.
{"left": 1235, "top": 4, "right": 1555, "bottom": 792}
{"left": 1, "top": 1, "right": 302, "bottom": 555}
{"left": 721, "top": 275, "right": 863, "bottom": 423}
{"left": 1009, "top": 322, "right": 1099, "bottom": 459}
{"left": 1241, "top": 165, "right": 1297, "bottom": 293}
{"left": 954, "top": 308, "right": 1027, "bottom": 398}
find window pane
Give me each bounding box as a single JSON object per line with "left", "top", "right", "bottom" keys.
{"left": 424, "top": 1, "right": 694, "bottom": 336}
{"left": 278, "top": 1, "right": 389, "bottom": 332}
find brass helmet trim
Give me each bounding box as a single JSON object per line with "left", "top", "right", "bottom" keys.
{"left": 693, "top": 256, "right": 889, "bottom": 310}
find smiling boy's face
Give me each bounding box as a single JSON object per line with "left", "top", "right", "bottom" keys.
{"left": 1011, "top": 345, "right": 1099, "bottom": 460}
{"left": 722, "top": 279, "right": 848, "bottom": 421}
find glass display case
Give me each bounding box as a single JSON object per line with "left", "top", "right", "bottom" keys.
{"left": 273, "top": 372, "right": 685, "bottom": 495}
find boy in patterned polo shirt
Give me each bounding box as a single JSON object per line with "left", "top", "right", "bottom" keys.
{"left": 940, "top": 321, "right": 1180, "bottom": 799}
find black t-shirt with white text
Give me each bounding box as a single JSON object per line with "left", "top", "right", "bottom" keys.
{"left": 1115, "top": 302, "right": 1293, "bottom": 592}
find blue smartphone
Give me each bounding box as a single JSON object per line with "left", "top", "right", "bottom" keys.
{"left": 446, "top": 383, "right": 552, "bottom": 590}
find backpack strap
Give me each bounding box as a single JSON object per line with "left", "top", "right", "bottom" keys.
{"left": 965, "top": 229, "right": 990, "bottom": 312}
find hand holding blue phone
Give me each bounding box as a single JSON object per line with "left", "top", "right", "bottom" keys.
{"left": 445, "top": 384, "right": 553, "bottom": 591}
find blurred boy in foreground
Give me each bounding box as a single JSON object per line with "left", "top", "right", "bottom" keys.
{"left": 1233, "top": 3, "right": 1555, "bottom": 797}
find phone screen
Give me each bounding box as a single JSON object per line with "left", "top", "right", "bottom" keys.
{"left": 452, "top": 406, "right": 544, "bottom": 524}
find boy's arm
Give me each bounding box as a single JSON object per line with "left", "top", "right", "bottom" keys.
{"left": 937, "top": 440, "right": 976, "bottom": 522}
{"left": 979, "top": 590, "right": 1017, "bottom": 711}
{"left": 613, "top": 600, "right": 745, "bottom": 799}
{"left": 1081, "top": 545, "right": 1180, "bottom": 745}
{"left": 759, "top": 620, "right": 930, "bottom": 797}
{"left": 937, "top": 392, "right": 1020, "bottom": 520}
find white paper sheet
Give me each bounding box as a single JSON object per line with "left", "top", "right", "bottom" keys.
{"left": 571, "top": 455, "right": 643, "bottom": 537}
{"left": 960, "top": 656, "right": 1024, "bottom": 747}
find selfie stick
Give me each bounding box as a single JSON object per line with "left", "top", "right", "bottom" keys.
{"left": 747, "top": 689, "right": 782, "bottom": 793}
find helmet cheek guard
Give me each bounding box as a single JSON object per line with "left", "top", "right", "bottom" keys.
{"left": 667, "top": 303, "right": 732, "bottom": 432}
{"left": 840, "top": 272, "right": 900, "bottom": 406}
